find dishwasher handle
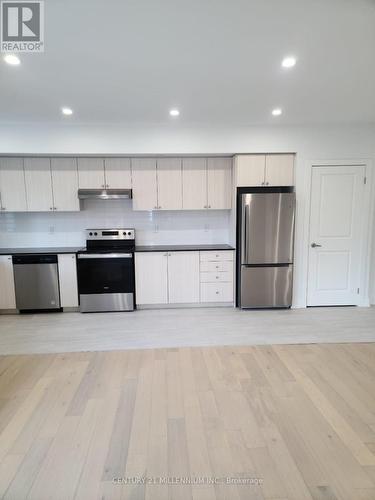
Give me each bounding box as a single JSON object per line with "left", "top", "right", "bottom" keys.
{"left": 12, "top": 254, "right": 58, "bottom": 265}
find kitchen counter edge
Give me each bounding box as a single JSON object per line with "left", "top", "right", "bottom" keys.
{"left": 135, "top": 244, "right": 235, "bottom": 252}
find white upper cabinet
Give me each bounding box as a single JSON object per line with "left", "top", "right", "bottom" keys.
{"left": 0, "top": 158, "right": 27, "bottom": 212}
{"left": 235, "top": 155, "right": 265, "bottom": 187}
{"left": 182, "top": 158, "right": 207, "bottom": 210}
{"left": 0, "top": 255, "right": 16, "bottom": 309}
{"left": 77, "top": 158, "right": 105, "bottom": 189}
{"left": 24, "top": 158, "right": 54, "bottom": 211}
{"left": 168, "top": 251, "right": 200, "bottom": 304}
{"left": 265, "top": 154, "right": 294, "bottom": 186}
{"left": 135, "top": 252, "right": 168, "bottom": 304}
{"left": 51, "top": 158, "right": 79, "bottom": 211}
{"left": 104, "top": 158, "right": 131, "bottom": 189}
{"left": 132, "top": 158, "right": 158, "bottom": 210}
{"left": 235, "top": 154, "right": 295, "bottom": 187}
{"left": 207, "top": 158, "right": 232, "bottom": 209}
{"left": 157, "top": 158, "right": 182, "bottom": 210}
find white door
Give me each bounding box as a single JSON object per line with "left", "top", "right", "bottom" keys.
{"left": 104, "top": 158, "right": 131, "bottom": 189}
{"left": 207, "top": 158, "right": 232, "bottom": 209}
{"left": 77, "top": 158, "right": 105, "bottom": 189}
{"left": 51, "top": 158, "right": 79, "bottom": 211}
{"left": 135, "top": 252, "right": 168, "bottom": 304}
{"left": 235, "top": 155, "right": 265, "bottom": 187}
{"left": 24, "top": 158, "right": 54, "bottom": 211}
{"left": 307, "top": 165, "right": 365, "bottom": 306}
{"left": 182, "top": 158, "right": 207, "bottom": 210}
{"left": 58, "top": 254, "right": 79, "bottom": 308}
{"left": 156, "top": 158, "right": 182, "bottom": 210}
{"left": 0, "top": 256, "right": 16, "bottom": 309}
{"left": 0, "top": 158, "right": 27, "bottom": 212}
{"left": 168, "top": 252, "right": 200, "bottom": 303}
{"left": 132, "top": 158, "right": 158, "bottom": 210}
{"left": 265, "top": 154, "right": 294, "bottom": 186}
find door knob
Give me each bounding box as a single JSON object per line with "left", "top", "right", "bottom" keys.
{"left": 311, "top": 243, "right": 322, "bottom": 248}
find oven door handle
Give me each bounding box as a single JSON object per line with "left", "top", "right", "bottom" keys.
{"left": 78, "top": 253, "right": 133, "bottom": 259}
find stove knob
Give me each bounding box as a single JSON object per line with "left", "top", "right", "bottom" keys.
{"left": 94, "top": 232, "right": 98, "bottom": 236}
{"left": 123, "top": 232, "right": 126, "bottom": 235}
{"left": 128, "top": 231, "right": 132, "bottom": 236}
{"left": 89, "top": 232, "right": 93, "bottom": 236}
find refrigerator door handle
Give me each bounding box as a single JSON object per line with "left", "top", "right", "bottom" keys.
{"left": 241, "top": 201, "right": 249, "bottom": 263}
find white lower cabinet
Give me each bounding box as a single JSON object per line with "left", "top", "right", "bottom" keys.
{"left": 135, "top": 249, "right": 234, "bottom": 307}
{"left": 0, "top": 255, "right": 16, "bottom": 310}
{"left": 168, "top": 252, "right": 199, "bottom": 303}
{"left": 58, "top": 254, "right": 79, "bottom": 308}
{"left": 200, "top": 282, "right": 234, "bottom": 303}
{"left": 135, "top": 252, "right": 168, "bottom": 305}
{"left": 199, "top": 250, "right": 234, "bottom": 304}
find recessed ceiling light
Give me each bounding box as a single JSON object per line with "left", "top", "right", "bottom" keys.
{"left": 169, "top": 109, "right": 180, "bottom": 117}
{"left": 282, "top": 56, "right": 297, "bottom": 68}
{"left": 272, "top": 108, "right": 282, "bottom": 116}
{"left": 4, "top": 54, "right": 20, "bottom": 66}
{"left": 61, "top": 107, "right": 73, "bottom": 116}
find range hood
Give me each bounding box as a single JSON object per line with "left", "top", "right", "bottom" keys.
{"left": 78, "top": 188, "right": 132, "bottom": 200}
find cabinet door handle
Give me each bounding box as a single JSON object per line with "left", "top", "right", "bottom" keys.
{"left": 154, "top": 206, "right": 158, "bottom": 210}
{"left": 266, "top": 181, "right": 269, "bottom": 186}
{"left": 50, "top": 207, "right": 53, "bottom": 210}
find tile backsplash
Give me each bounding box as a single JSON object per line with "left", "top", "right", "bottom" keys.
{"left": 0, "top": 199, "right": 231, "bottom": 248}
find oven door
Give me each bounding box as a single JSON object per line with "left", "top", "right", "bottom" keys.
{"left": 77, "top": 253, "right": 135, "bottom": 312}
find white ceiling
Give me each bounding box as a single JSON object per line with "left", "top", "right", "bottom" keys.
{"left": 1, "top": 0, "right": 375, "bottom": 126}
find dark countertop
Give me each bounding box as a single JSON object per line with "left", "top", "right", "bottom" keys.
{"left": 135, "top": 244, "right": 235, "bottom": 252}
{"left": 0, "top": 247, "right": 84, "bottom": 255}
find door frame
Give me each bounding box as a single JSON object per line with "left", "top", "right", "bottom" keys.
{"left": 301, "top": 158, "right": 374, "bottom": 308}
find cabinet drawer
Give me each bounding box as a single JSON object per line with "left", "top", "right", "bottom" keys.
{"left": 200, "top": 250, "right": 234, "bottom": 262}
{"left": 200, "top": 271, "right": 233, "bottom": 283}
{"left": 200, "top": 260, "right": 233, "bottom": 272}
{"left": 200, "top": 282, "right": 233, "bottom": 303}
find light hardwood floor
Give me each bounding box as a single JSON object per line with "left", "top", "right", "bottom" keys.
{"left": 1, "top": 306, "right": 375, "bottom": 355}
{"left": 0, "top": 343, "right": 375, "bottom": 499}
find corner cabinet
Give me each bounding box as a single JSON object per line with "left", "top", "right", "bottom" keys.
{"left": 235, "top": 154, "right": 294, "bottom": 187}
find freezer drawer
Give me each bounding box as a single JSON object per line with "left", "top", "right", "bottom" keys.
{"left": 240, "top": 265, "right": 293, "bottom": 308}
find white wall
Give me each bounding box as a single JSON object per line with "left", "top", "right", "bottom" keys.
{"left": 0, "top": 121, "right": 374, "bottom": 306}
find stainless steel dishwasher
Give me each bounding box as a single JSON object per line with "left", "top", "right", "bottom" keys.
{"left": 12, "top": 254, "right": 61, "bottom": 311}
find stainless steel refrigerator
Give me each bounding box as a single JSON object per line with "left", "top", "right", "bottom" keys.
{"left": 237, "top": 190, "right": 295, "bottom": 308}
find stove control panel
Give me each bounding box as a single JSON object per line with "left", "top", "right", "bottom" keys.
{"left": 86, "top": 229, "right": 135, "bottom": 240}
